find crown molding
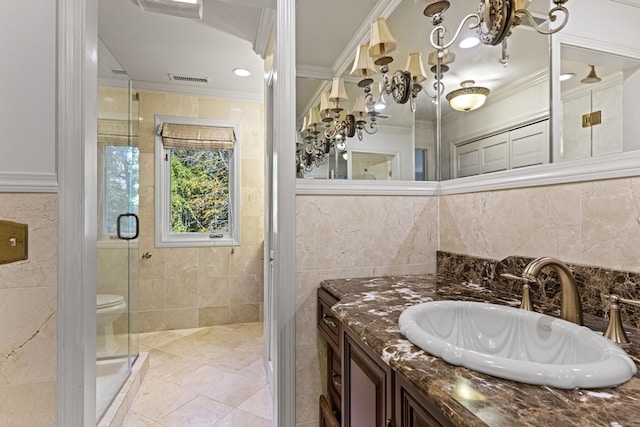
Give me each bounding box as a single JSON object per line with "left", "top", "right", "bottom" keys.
{"left": 254, "top": 8, "right": 275, "bottom": 59}
{"left": 296, "top": 63, "right": 334, "bottom": 80}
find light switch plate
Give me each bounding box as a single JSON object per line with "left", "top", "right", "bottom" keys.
{"left": 0, "top": 220, "right": 28, "bottom": 264}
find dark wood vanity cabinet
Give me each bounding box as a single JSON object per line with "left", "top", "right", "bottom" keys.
{"left": 395, "top": 375, "right": 454, "bottom": 427}
{"left": 342, "top": 329, "right": 393, "bottom": 427}
{"left": 317, "top": 288, "right": 454, "bottom": 427}
{"left": 318, "top": 288, "right": 342, "bottom": 424}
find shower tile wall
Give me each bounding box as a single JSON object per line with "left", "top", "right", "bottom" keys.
{"left": 134, "top": 91, "right": 265, "bottom": 332}
{"left": 0, "top": 193, "right": 57, "bottom": 425}
{"left": 295, "top": 195, "right": 439, "bottom": 427}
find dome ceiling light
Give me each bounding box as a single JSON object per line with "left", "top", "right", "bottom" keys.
{"left": 446, "top": 80, "right": 490, "bottom": 112}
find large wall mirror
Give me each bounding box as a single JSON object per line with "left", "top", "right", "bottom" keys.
{"left": 295, "top": 0, "right": 640, "bottom": 186}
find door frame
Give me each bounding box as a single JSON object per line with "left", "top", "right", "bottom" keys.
{"left": 57, "top": 0, "right": 298, "bottom": 425}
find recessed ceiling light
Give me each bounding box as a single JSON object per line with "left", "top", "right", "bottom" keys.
{"left": 233, "top": 68, "right": 252, "bottom": 77}
{"left": 560, "top": 73, "right": 575, "bottom": 81}
{"left": 459, "top": 37, "right": 480, "bottom": 49}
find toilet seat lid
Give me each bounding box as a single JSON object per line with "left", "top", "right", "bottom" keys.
{"left": 97, "top": 294, "right": 125, "bottom": 309}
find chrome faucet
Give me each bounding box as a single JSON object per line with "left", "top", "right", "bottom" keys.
{"left": 522, "top": 257, "right": 583, "bottom": 325}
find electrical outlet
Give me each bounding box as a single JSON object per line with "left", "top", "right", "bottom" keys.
{"left": 0, "top": 220, "right": 28, "bottom": 264}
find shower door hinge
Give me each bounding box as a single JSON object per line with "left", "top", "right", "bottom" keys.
{"left": 582, "top": 110, "right": 602, "bottom": 128}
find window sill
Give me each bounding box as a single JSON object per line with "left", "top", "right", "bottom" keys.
{"left": 155, "top": 235, "right": 239, "bottom": 248}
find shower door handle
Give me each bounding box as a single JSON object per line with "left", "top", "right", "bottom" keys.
{"left": 116, "top": 213, "right": 139, "bottom": 240}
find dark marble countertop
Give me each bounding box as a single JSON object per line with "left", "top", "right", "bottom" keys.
{"left": 321, "top": 275, "right": 640, "bottom": 427}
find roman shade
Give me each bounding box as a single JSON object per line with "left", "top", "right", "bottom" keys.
{"left": 161, "top": 123, "right": 236, "bottom": 150}
{"left": 98, "top": 119, "right": 139, "bottom": 146}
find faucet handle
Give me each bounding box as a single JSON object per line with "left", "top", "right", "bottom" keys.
{"left": 500, "top": 273, "right": 534, "bottom": 311}
{"left": 602, "top": 294, "right": 640, "bottom": 344}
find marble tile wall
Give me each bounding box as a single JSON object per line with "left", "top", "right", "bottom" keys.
{"left": 115, "top": 91, "right": 265, "bottom": 332}
{"left": 439, "top": 176, "right": 640, "bottom": 326}
{"left": 0, "top": 193, "right": 57, "bottom": 425}
{"left": 295, "top": 195, "right": 439, "bottom": 426}
{"left": 439, "top": 176, "right": 640, "bottom": 272}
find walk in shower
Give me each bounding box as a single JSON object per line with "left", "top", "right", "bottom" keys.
{"left": 96, "top": 39, "right": 140, "bottom": 422}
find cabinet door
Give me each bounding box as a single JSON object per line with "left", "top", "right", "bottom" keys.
{"left": 343, "top": 331, "right": 392, "bottom": 427}
{"left": 395, "top": 375, "right": 454, "bottom": 427}
{"left": 320, "top": 394, "right": 341, "bottom": 427}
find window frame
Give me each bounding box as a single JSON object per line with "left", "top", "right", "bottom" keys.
{"left": 154, "top": 115, "right": 241, "bottom": 248}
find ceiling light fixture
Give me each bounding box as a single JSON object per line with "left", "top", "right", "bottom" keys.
{"left": 560, "top": 73, "right": 575, "bottom": 81}
{"left": 581, "top": 65, "right": 602, "bottom": 84}
{"left": 137, "top": 0, "right": 203, "bottom": 20}
{"left": 233, "top": 68, "right": 252, "bottom": 77}
{"left": 446, "top": 80, "right": 490, "bottom": 112}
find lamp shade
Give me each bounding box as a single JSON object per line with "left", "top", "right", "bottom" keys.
{"left": 300, "top": 114, "right": 308, "bottom": 132}
{"left": 369, "top": 17, "right": 397, "bottom": 61}
{"left": 329, "top": 77, "right": 349, "bottom": 104}
{"left": 581, "top": 65, "right": 602, "bottom": 84}
{"left": 350, "top": 44, "right": 377, "bottom": 79}
{"left": 307, "top": 107, "right": 322, "bottom": 128}
{"left": 446, "top": 80, "right": 490, "bottom": 112}
{"left": 351, "top": 96, "right": 368, "bottom": 119}
{"left": 319, "top": 90, "right": 333, "bottom": 122}
{"left": 405, "top": 52, "right": 427, "bottom": 84}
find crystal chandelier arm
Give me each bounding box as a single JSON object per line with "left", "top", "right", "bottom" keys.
{"left": 516, "top": 6, "right": 569, "bottom": 35}
{"left": 429, "top": 13, "right": 480, "bottom": 50}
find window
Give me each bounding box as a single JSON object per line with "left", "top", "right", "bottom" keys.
{"left": 98, "top": 119, "right": 140, "bottom": 240}
{"left": 103, "top": 145, "right": 140, "bottom": 236}
{"left": 155, "top": 116, "right": 240, "bottom": 247}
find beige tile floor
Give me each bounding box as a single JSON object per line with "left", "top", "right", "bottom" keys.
{"left": 123, "top": 322, "right": 272, "bottom": 426}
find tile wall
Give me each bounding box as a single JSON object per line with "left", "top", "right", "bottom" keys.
{"left": 439, "top": 176, "right": 640, "bottom": 272}
{"left": 295, "top": 195, "right": 439, "bottom": 427}
{"left": 132, "top": 91, "right": 265, "bottom": 332}
{"left": 0, "top": 193, "right": 57, "bottom": 425}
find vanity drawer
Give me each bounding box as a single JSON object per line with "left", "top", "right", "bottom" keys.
{"left": 318, "top": 288, "right": 340, "bottom": 350}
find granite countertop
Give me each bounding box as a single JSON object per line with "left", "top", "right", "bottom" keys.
{"left": 321, "top": 275, "right": 640, "bottom": 427}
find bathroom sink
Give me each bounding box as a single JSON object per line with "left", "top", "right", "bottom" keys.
{"left": 398, "top": 301, "right": 637, "bottom": 389}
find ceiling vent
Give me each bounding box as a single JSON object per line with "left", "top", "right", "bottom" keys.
{"left": 168, "top": 74, "right": 210, "bottom": 84}
{"left": 111, "top": 69, "right": 128, "bottom": 75}
{"left": 137, "top": 0, "right": 202, "bottom": 20}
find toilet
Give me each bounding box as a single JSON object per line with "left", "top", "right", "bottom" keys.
{"left": 96, "top": 294, "right": 127, "bottom": 357}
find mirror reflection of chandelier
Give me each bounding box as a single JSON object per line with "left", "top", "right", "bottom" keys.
{"left": 297, "top": 76, "right": 380, "bottom": 174}
{"left": 298, "top": 0, "right": 572, "bottom": 173}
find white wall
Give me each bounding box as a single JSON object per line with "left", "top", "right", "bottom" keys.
{"left": 441, "top": 80, "right": 549, "bottom": 180}
{"left": 0, "top": 2, "right": 57, "bottom": 192}
{"left": 564, "top": 0, "right": 640, "bottom": 50}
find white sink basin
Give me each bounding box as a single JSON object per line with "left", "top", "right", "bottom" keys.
{"left": 398, "top": 301, "right": 637, "bottom": 389}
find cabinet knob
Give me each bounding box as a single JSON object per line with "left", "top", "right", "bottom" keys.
{"left": 331, "top": 373, "right": 342, "bottom": 390}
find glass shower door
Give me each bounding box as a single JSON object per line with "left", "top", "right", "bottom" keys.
{"left": 96, "top": 40, "right": 140, "bottom": 422}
